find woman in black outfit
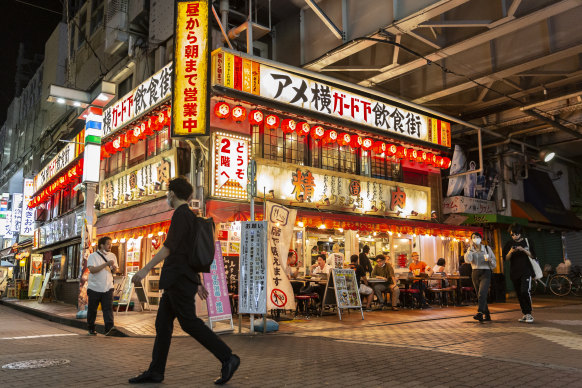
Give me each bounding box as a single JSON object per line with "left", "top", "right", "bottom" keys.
{"left": 502, "top": 224, "right": 536, "bottom": 323}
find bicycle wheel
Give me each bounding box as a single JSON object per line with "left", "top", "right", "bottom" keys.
{"left": 549, "top": 275, "right": 572, "bottom": 296}
{"left": 571, "top": 276, "right": 582, "bottom": 296}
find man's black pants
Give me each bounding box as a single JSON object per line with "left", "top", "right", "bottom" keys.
{"left": 87, "top": 288, "right": 114, "bottom": 332}
{"left": 149, "top": 278, "right": 232, "bottom": 376}
{"left": 511, "top": 274, "right": 533, "bottom": 315}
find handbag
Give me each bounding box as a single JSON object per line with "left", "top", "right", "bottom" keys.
{"left": 525, "top": 238, "right": 543, "bottom": 280}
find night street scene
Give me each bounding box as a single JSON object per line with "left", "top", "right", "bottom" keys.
{"left": 2, "top": 1, "right": 582, "bottom": 387}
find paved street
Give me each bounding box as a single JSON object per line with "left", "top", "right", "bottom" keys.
{"left": 2, "top": 303, "right": 582, "bottom": 387}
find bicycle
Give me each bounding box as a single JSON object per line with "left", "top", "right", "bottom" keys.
{"left": 530, "top": 268, "right": 572, "bottom": 297}
{"left": 569, "top": 266, "right": 582, "bottom": 296}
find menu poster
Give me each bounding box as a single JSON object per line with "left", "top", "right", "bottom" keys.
{"left": 202, "top": 242, "right": 232, "bottom": 321}
{"left": 238, "top": 221, "right": 267, "bottom": 314}
{"left": 332, "top": 268, "right": 362, "bottom": 309}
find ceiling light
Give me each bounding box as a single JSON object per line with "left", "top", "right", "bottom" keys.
{"left": 540, "top": 149, "right": 555, "bottom": 163}
{"left": 56, "top": 98, "right": 66, "bottom": 104}
{"left": 73, "top": 101, "right": 81, "bottom": 107}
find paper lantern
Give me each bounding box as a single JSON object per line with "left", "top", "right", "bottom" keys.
{"left": 112, "top": 137, "right": 122, "bottom": 151}
{"left": 441, "top": 156, "right": 451, "bottom": 169}
{"left": 101, "top": 147, "right": 110, "bottom": 159}
{"left": 214, "top": 102, "right": 230, "bottom": 119}
{"left": 138, "top": 122, "right": 148, "bottom": 140}
{"left": 127, "top": 129, "right": 138, "bottom": 144}
{"left": 104, "top": 141, "right": 115, "bottom": 154}
{"left": 296, "top": 122, "right": 310, "bottom": 136}
{"left": 386, "top": 144, "right": 397, "bottom": 157}
{"left": 265, "top": 114, "right": 280, "bottom": 130}
{"left": 409, "top": 148, "right": 418, "bottom": 161}
{"left": 337, "top": 133, "right": 351, "bottom": 146}
{"left": 426, "top": 152, "right": 434, "bottom": 165}
{"left": 232, "top": 106, "right": 246, "bottom": 122}
{"left": 310, "top": 125, "right": 325, "bottom": 140}
{"left": 249, "top": 110, "right": 263, "bottom": 125}
{"left": 322, "top": 129, "right": 337, "bottom": 144}
{"left": 372, "top": 141, "right": 386, "bottom": 154}
{"left": 418, "top": 150, "right": 427, "bottom": 163}
{"left": 435, "top": 155, "right": 443, "bottom": 167}
{"left": 362, "top": 138, "right": 374, "bottom": 151}
{"left": 281, "top": 119, "right": 297, "bottom": 134}
{"left": 396, "top": 146, "right": 407, "bottom": 159}
{"left": 144, "top": 118, "right": 154, "bottom": 136}
{"left": 350, "top": 135, "right": 362, "bottom": 148}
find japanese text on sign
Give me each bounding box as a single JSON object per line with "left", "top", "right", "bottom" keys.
{"left": 20, "top": 179, "right": 34, "bottom": 236}
{"left": 213, "top": 133, "right": 250, "bottom": 199}
{"left": 202, "top": 242, "right": 232, "bottom": 321}
{"left": 33, "top": 143, "right": 77, "bottom": 192}
{"left": 238, "top": 221, "right": 267, "bottom": 314}
{"left": 172, "top": 0, "right": 209, "bottom": 136}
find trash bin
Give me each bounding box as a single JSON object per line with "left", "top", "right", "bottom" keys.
{"left": 488, "top": 273, "right": 506, "bottom": 303}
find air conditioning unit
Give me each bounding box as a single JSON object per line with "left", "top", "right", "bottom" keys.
{"left": 105, "top": 0, "right": 129, "bottom": 55}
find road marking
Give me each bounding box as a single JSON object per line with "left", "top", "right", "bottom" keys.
{"left": 0, "top": 333, "right": 78, "bottom": 340}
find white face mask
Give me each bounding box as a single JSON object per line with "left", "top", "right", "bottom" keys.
{"left": 472, "top": 237, "right": 482, "bottom": 245}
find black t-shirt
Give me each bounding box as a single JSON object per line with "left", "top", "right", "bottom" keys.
{"left": 359, "top": 252, "right": 372, "bottom": 273}
{"left": 502, "top": 238, "right": 536, "bottom": 279}
{"left": 459, "top": 262, "right": 473, "bottom": 287}
{"left": 352, "top": 264, "right": 366, "bottom": 285}
{"left": 160, "top": 204, "right": 200, "bottom": 289}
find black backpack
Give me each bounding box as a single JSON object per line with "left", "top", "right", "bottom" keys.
{"left": 189, "top": 215, "right": 216, "bottom": 273}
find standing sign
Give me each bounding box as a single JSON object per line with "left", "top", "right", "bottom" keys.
{"left": 202, "top": 242, "right": 233, "bottom": 329}
{"left": 172, "top": 0, "right": 210, "bottom": 136}
{"left": 212, "top": 133, "right": 251, "bottom": 200}
{"left": 238, "top": 221, "right": 267, "bottom": 314}
{"left": 20, "top": 179, "right": 34, "bottom": 236}
{"left": 322, "top": 268, "right": 363, "bottom": 320}
{"left": 266, "top": 202, "right": 297, "bottom": 311}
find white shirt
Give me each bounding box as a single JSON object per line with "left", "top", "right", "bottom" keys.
{"left": 87, "top": 250, "right": 118, "bottom": 292}
{"left": 312, "top": 263, "right": 331, "bottom": 275}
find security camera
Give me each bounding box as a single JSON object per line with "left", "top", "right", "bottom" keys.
{"left": 73, "top": 183, "right": 85, "bottom": 192}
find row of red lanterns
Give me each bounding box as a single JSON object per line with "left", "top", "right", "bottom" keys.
{"left": 28, "top": 159, "right": 84, "bottom": 208}
{"left": 214, "top": 102, "right": 451, "bottom": 169}
{"left": 101, "top": 106, "right": 171, "bottom": 159}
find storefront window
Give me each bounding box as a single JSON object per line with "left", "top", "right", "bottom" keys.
{"left": 156, "top": 127, "right": 171, "bottom": 154}
{"left": 283, "top": 131, "right": 306, "bottom": 165}
{"left": 371, "top": 152, "right": 401, "bottom": 181}
{"left": 128, "top": 140, "right": 146, "bottom": 168}
{"left": 66, "top": 244, "right": 80, "bottom": 279}
{"left": 264, "top": 127, "right": 285, "bottom": 161}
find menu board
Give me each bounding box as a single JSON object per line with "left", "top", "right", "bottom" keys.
{"left": 126, "top": 238, "right": 141, "bottom": 273}
{"left": 217, "top": 222, "right": 241, "bottom": 256}
{"left": 238, "top": 221, "right": 267, "bottom": 314}
{"left": 331, "top": 269, "right": 362, "bottom": 309}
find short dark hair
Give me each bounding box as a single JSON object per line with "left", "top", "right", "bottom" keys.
{"left": 375, "top": 254, "right": 386, "bottom": 261}
{"left": 471, "top": 232, "right": 482, "bottom": 240}
{"left": 288, "top": 251, "right": 294, "bottom": 258}
{"left": 318, "top": 254, "right": 326, "bottom": 261}
{"left": 350, "top": 254, "right": 358, "bottom": 264}
{"left": 168, "top": 177, "right": 193, "bottom": 201}
{"left": 362, "top": 245, "right": 370, "bottom": 253}
{"left": 508, "top": 223, "right": 523, "bottom": 235}
{"left": 437, "top": 258, "right": 445, "bottom": 266}
{"left": 98, "top": 236, "right": 111, "bottom": 249}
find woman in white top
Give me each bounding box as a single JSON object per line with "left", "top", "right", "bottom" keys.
{"left": 465, "top": 232, "right": 497, "bottom": 323}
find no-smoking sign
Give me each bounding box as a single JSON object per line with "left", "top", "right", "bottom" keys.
{"left": 270, "top": 289, "right": 287, "bottom": 307}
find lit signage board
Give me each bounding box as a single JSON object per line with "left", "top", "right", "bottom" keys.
{"left": 212, "top": 49, "right": 451, "bottom": 148}
{"left": 211, "top": 132, "right": 250, "bottom": 200}
{"left": 20, "top": 179, "right": 34, "bottom": 236}
{"left": 33, "top": 143, "right": 77, "bottom": 192}
{"left": 171, "top": 0, "right": 209, "bottom": 136}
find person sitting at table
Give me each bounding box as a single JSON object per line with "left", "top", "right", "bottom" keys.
{"left": 409, "top": 252, "right": 430, "bottom": 308}
{"left": 310, "top": 254, "right": 331, "bottom": 276}
{"left": 370, "top": 254, "right": 400, "bottom": 311}
{"left": 428, "top": 258, "right": 446, "bottom": 287}
{"left": 286, "top": 251, "right": 299, "bottom": 280}
{"left": 349, "top": 255, "right": 373, "bottom": 311}
{"left": 359, "top": 245, "right": 373, "bottom": 275}
{"left": 459, "top": 256, "right": 473, "bottom": 288}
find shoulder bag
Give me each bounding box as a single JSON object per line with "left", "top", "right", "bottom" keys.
{"left": 525, "top": 238, "right": 543, "bottom": 280}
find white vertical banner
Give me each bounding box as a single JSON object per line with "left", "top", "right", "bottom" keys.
{"left": 238, "top": 221, "right": 268, "bottom": 314}
{"left": 11, "top": 193, "right": 23, "bottom": 232}
{"left": 20, "top": 179, "right": 34, "bottom": 236}
{"left": 266, "top": 201, "right": 297, "bottom": 311}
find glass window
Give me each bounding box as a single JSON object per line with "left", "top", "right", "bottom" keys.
{"left": 156, "top": 127, "right": 171, "bottom": 154}
{"left": 146, "top": 135, "right": 157, "bottom": 159}
{"left": 128, "top": 139, "right": 146, "bottom": 168}
{"left": 283, "top": 131, "right": 306, "bottom": 165}
{"left": 263, "top": 127, "right": 284, "bottom": 161}
{"left": 77, "top": 12, "right": 87, "bottom": 48}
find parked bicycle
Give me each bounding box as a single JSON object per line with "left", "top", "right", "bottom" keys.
{"left": 530, "top": 266, "right": 571, "bottom": 297}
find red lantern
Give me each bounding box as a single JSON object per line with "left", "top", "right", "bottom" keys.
{"left": 372, "top": 141, "right": 386, "bottom": 154}
{"left": 418, "top": 150, "right": 427, "bottom": 163}
{"left": 337, "top": 133, "right": 351, "bottom": 146}
{"left": 310, "top": 125, "right": 325, "bottom": 140}
{"left": 425, "top": 152, "right": 434, "bottom": 165}
{"left": 144, "top": 118, "right": 154, "bottom": 136}
{"left": 409, "top": 148, "right": 418, "bottom": 161}
{"left": 396, "top": 146, "right": 407, "bottom": 159}
{"left": 249, "top": 110, "right": 263, "bottom": 125}
{"left": 386, "top": 144, "right": 397, "bottom": 157}
{"left": 441, "top": 157, "right": 451, "bottom": 169}
{"left": 138, "top": 122, "right": 148, "bottom": 139}
{"left": 323, "top": 129, "right": 338, "bottom": 144}
{"left": 232, "top": 106, "right": 246, "bottom": 122}
{"left": 112, "top": 137, "right": 122, "bottom": 152}
{"left": 127, "top": 129, "right": 138, "bottom": 144}
{"left": 350, "top": 135, "right": 362, "bottom": 148}
{"left": 100, "top": 147, "right": 110, "bottom": 159}
{"left": 296, "top": 122, "right": 310, "bottom": 136}
{"left": 435, "top": 155, "right": 443, "bottom": 167}
{"left": 104, "top": 142, "right": 115, "bottom": 154}
{"left": 281, "top": 119, "right": 297, "bottom": 134}
{"left": 362, "top": 138, "right": 374, "bottom": 151}
{"left": 214, "top": 102, "right": 230, "bottom": 119}
{"left": 265, "top": 114, "right": 280, "bottom": 130}
{"left": 120, "top": 133, "right": 129, "bottom": 148}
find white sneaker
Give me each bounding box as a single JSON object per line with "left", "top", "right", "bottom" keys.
{"left": 518, "top": 315, "right": 527, "bottom": 322}
{"left": 524, "top": 314, "right": 534, "bottom": 323}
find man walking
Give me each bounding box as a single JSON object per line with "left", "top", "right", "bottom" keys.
{"left": 87, "top": 236, "right": 118, "bottom": 335}
{"left": 129, "top": 177, "right": 239, "bottom": 385}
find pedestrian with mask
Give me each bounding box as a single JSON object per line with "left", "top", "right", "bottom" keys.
{"left": 128, "top": 177, "right": 239, "bottom": 385}
{"left": 465, "top": 232, "right": 496, "bottom": 322}
{"left": 502, "top": 224, "right": 536, "bottom": 323}
{"left": 87, "top": 236, "right": 118, "bottom": 335}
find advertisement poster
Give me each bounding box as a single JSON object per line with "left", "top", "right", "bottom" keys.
{"left": 331, "top": 268, "right": 362, "bottom": 309}
{"left": 266, "top": 202, "right": 297, "bottom": 311}
{"left": 202, "top": 242, "right": 232, "bottom": 322}
{"left": 238, "top": 221, "right": 267, "bottom": 314}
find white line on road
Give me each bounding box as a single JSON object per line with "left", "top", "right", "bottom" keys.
{"left": 0, "top": 333, "right": 79, "bottom": 340}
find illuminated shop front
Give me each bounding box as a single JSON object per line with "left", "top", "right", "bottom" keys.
{"left": 206, "top": 48, "right": 480, "bottom": 278}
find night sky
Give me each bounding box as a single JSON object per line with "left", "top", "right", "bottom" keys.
{"left": 0, "top": 0, "right": 63, "bottom": 123}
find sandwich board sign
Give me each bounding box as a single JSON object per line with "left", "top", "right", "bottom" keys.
{"left": 321, "top": 268, "right": 364, "bottom": 320}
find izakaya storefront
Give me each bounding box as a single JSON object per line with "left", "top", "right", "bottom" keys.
{"left": 93, "top": 62, "right": 192, "bottom": 309}
{"left": 205, "top": 48, "right": 481, "bottom": 280}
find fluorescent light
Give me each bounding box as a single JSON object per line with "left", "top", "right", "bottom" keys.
{"left": 97, "top": 93, "right": 109, "bottom": 101}
{"left": 56, "top": 98, "right": 66, "bottom": 104}
{"left": 73, "top": 101, "right": 81, "bottom": 107}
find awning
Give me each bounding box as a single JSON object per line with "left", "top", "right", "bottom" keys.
{"left": 462, "top": 213, "right": 529, "bottom": 226}
{"left": 94, "top": 198, "right": 174, "bottom": 235}
{"left": 511, "top": 200, "right": 551, "bottom": 224}
{"left": 206, "top": 199, "right": 481, "bottom": 236}
{"left": 524, "top": 169, "right": 582, "bottom": 230}
{"left": 34, "top": 238, "right": 82, "bottom": 254}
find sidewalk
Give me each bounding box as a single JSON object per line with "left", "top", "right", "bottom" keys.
{"left": 2, "top": 296, "right": 581, "bottom": 337}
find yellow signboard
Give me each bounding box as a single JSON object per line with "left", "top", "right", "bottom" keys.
{"left": 172, "top": 0, "right": 209, "bottom": 136}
